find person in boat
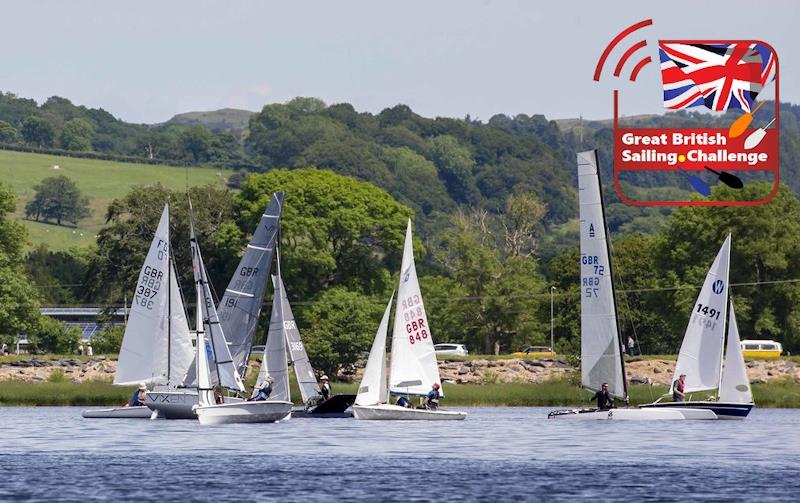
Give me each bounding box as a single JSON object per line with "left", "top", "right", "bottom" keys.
{"left": 396, "top": 396, "right": 412, "bottom": 408}
{"left": 673, "top": 374, "right": 686, "bottom": 402}
{"left": 127, "top": 383, "right": 147, "bottom": 407}
{"left": 249, "top": 376, "right": 274, "bottom": 401}
{"left": 589, "top": 382, "right": 615, "bottom": 410}
{"left": 320, "top": 375, "right": 332, "bottom": 401}
{"left": 426, "top": 383, "right": 441, "bottom": 410}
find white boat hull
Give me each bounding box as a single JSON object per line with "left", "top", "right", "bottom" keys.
{"left": 195, "top": 400, "right": 292, "bottom": 425}
{"left": 146, "top": 391, "right": 245, "bottom": 420}
{"left": 82, "top": 406, "right": 152, "bottom": 419}
{"left": 353, "top": 403, "right": 467, "bottom": 421}
{"left": 548, "top": 407, "right": 717, "bottom": 420}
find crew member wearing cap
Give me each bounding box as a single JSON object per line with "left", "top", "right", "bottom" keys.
{"left": 673, "top": 374, "right": 687, "bottom": 402}
{"left": 249, "top": 376, "right": 274, "bottom": 401}
{"left": 127, "top": 383, "right": 147, "bottom": 407}
{"left": 426, "top": 383, "right": 441, "bottom": 410}
{"left": 320, "top": 375, "right": 332, "bottom": 401}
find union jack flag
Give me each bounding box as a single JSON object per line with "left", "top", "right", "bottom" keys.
{"left": 659, "top": 42, "right": 776, "bottom": 112}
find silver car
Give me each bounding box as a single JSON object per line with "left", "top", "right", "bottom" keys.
{"left": 434, "top": 343, "right": 468, "bottom": 356}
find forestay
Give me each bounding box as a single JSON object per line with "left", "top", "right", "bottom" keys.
{"left": 719, "top": 301, "right": 753, "bottom": 403}
{"left": 256, "top": 273, "right": 290, "bottom": 402}
{"left": 577, "top": 150, "right": 626, "bottom": 398}
{"left": 277, "top": 274, "right": 321, "bottom": 404}
{"left": 671, "top": 235, "right": 731, "bottom": 394}
{"left": 389, "top": 220, "right": 442, "bottom": 397}
{"left": 356, "top": 294, "right": 393, "bottom": 406}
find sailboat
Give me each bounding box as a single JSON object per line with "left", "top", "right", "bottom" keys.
{"left": 639, "top": 236, "right": 754, "bottom": 419}
{"left": 191, "top": 208, "right": 292, "bottom": 425}
{"left": 353, "top": 220, "right": 467, "bottom": 420}
{"left": 83, "top": 204, "right": 194, "bottom": 419}
{"left": 547, "top": 151, "right": 716, "bottom": 420}
{"left": 274, "top": 274, "right": 357, "bottom": 418}
{"left": 147, "top": 193, "right": 283, "bottom": 419}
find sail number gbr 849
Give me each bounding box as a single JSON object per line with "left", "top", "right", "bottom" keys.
{"left": 402, "top": 295, "right": 429, "bottom": 345}
{"left": 581, "top": 255, "right": 605, "bottom": 298}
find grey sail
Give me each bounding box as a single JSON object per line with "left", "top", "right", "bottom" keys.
{"left": 276, "top": 274, "right": 322, "bottom": 404}
{"left": 256, "top": 270, "right": 290, "bottom": 402}
{"left": 183, "top": 192, "right": 283, "bottom": 386}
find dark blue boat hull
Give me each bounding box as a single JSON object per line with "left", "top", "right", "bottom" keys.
{"left": 639, "top": 401, "right": 753, "bottom": 419}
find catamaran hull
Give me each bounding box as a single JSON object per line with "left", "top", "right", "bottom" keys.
{"left": 195, "top": 400, "right": 292, "bottom": 425}
{"left": 82, "top": 406, "right": 152, "bottom": 419}
{"left": 547, "top": 407, "right": 717, "bottom": 420}
{"left": 146, "top": 391, "right": 246, "bottom": 419}
{"left": 639, "top": 401, "right": 752, "bottom": 419}
{"left": 353, "top": 403, "right": 467, "bottom": 420}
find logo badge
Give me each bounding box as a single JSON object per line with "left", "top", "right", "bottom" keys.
{"left": 712, "top": 280, "right": 725, "bottom": 294}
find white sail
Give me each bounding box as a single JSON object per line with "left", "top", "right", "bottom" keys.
{"left": 356, "top": 294, "right": 394, "bottom": 406}
{"left": 195, "top": 284, "right": 215, "bottom": 407}
{"left": 277, "top": 275, "right": 322, "bottom": 404}
{"left": 166, "top": 260, "right": 194, "bottom": 385}
{"left": 389, "top": 220, "right": 442, "bottom": 397}
{"left": 719, "top": 301, "right": 753, "bottom": 403}
{"left": 672, "top": 235, "right": 731, "bottom": 394}
{"left": 115, "top": 204, "right": 173, "bottom": 386}
{"left": 256, "top": 274, "right": 290, "bottom": 402}
{"left": 577, "top": 150, "right": 626, "bottom": 398}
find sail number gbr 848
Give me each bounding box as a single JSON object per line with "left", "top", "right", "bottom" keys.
{"left": 402, "top": 295, "right": 429, "bottom": 345}
{"left": 581, "top": 255, "right": 605, "bottom": 298}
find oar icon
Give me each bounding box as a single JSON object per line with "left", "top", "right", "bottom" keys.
{"left": 704, "top": 166, "right": 743, "bottom": 189}
{"left": 676, "top": 165, "right": 711, "bottom": 196}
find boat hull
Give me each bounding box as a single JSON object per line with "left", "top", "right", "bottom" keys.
{"left": 639, "top": 401, "right": 753, "bottom": 419}
{"left": 195, "top": 400, "right": 292, "bottom": 425}
{"left": 353, "top": 403, "right": 467, "bottom": 420}
{"left": 146, "top": 391, "right": 245, "bottom": 419}
{"left": 548, "top": 407, "right": 717, "bottom": 420}
{"left": 293, "top": 394, "right": 356, "bottom": 418}
{"left": 82, "top": 406, "right": 152, "bottom": 419}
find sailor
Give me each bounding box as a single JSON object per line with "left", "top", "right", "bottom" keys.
{"left": 673, "top": 374, "right": 687, "bottom": 402}
{"left": 320, "top": 375, "right": 332, "bottom": 401}
{"left": 589, "top": 382, "right": 614, "bottom": 410}
{"left": 249, "top": 376, "right": 274, "bottom": 401}
{"left": 127, "top": 383, "right": 147, "bottom": 407}
{"left": 396, "top": 396, "right": 412, "bottom": 408}
{"left": 426, "top": 383, "right": 441, "bottom": 410}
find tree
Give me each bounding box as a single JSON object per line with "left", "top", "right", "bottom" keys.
{"left": 24, "top": 176, "right": 91, "bottom": 226}
{"left": 90, "top": 326, "right": 124, "bottom": 354}
{"left": 0, "top": 120, "right": 20, "bottom": 143}
{"left": 428, "top": 135, "right": 480, "bottom": 205}
{"left": 236, "top": 168, "right": 414, "bottom": 299}
{"left": 29, "top": 317, "right": 81, "bottom": 354}
{"left": 21, "top": 116, "right": 55, "bottom": 147}
{"left": 296, "top": 287, "right": 384, "bottom": 378}
{"left": 178, "top": 125, "right": 214, "bottom": 163}
{"left": 59, "top": 118, "right": 95, "bottom": 151}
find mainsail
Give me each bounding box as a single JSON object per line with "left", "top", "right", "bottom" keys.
{"left": 671, "top": 235, "right": 731, "bottom": 394}
{"left": 115, "top": 204, "right": 193, "bottom": 386}
{"left": 189, "top": 208, "right": 245, "bottom": 393}
{"left": 577, "top": 150, "right": 626, "bottom": 398}
{"left": 719, "top": 301, "right": 753, "bottom": 403}
{"left": 183, "top": 192, "right": 283, "bottom": 385}
{"left": 389, "top": 220, "right": 442, "bottom": 397}
{"left": 277, "top": 274, "right": 321, "bottom": 404}
{"left": 256, "top": 270, "right": 290, "bottom": 402}
{"left": 356, "top": 294, "right": 393, "bottom": 406}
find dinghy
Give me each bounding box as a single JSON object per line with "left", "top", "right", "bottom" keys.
{"left": 147, "top": 193, "right": 283, "bottom": 419}
{"left": 640, "top": 237, "right": 754, "bottom": 419}
{"left": 189, "top": 207, "right": 292, "bottom": 425}
{"left": 548, "top": 151, "right": 715, "bottom": 421}
{"left": 83, "top": 204, "right": 194, "bottom": 419}
{"left": 353, "top": 221, "right": 467, "bottom": 421}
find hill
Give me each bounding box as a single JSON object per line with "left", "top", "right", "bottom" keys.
{"left": 164, "top": 108, "right": 254, "bottom": 133}
{"left": 0, "top": 150, "right": 232, "bottom": 250}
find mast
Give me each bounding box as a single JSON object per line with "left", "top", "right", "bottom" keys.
{"left": 719, "top": 273, "right": 732, "bottom": 398}
{"left": 594, "top": 152, "right": 628, "bottom": 400}
{"left": 166, "top": 204, "right": 172, "bottom": 384}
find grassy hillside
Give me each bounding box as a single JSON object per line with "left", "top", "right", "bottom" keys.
{"left": 0, "top": 150, "right": 233, "bottom": 250}
{"left": 165, "top": 108, "right": 254, "bottom": 132}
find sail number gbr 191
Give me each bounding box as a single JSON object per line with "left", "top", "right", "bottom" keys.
{"left": 581, "top": 255, "right": 605, "bottom": 298}
{"left": 401, "top": 295, "right": 429, "bottom": 345}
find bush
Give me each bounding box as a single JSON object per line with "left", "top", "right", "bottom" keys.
{"left": 90, "top": 326, "right": 124, "bottom": 354}
{"left": 47, "top": 369, "right": 67, "bottom": 382}
{"left": 29, "top": 317, "right": 81, "bottom": 354}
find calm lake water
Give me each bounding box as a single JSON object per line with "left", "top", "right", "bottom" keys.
{"left": 3, "top": 406, "right": 799, "bottom": 501}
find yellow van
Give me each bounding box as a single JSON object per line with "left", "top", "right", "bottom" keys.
{"left": 740, "top": 339, "right": 782, "bottom": 360}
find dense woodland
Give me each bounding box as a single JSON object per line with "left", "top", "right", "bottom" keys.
{"left": 2, "top": 91, "right": 800, "bottom": 370}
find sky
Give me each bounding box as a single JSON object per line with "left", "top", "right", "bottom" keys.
{"left": 2, "top": 0, "right": 797, "bottom": 124}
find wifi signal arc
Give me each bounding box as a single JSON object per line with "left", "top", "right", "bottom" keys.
{"left": 594, "top": 19, "right": 654, "bottom": 82}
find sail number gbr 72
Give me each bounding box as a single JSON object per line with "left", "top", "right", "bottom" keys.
{"left": 581, "top": 254, "right": 605, "bottom": 298}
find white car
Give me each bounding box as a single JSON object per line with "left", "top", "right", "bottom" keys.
{"left": 434, "top": 343, "right": 468, "bottom": 356}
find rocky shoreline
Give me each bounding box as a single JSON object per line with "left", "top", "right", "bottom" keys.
{"left": 2, "top": 356, "right": 798, "bottom": 386}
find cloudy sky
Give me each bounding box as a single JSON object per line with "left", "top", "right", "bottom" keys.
{"left": 2, "top": 0, "right": 797, "bottom": 123}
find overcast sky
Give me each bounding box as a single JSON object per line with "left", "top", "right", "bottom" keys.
{"left": 2, "top": 0, "right": 797, "bottom": 124}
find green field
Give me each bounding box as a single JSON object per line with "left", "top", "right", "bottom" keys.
{"left": 0, "top": 150, "right": 233, "bottom": 250}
